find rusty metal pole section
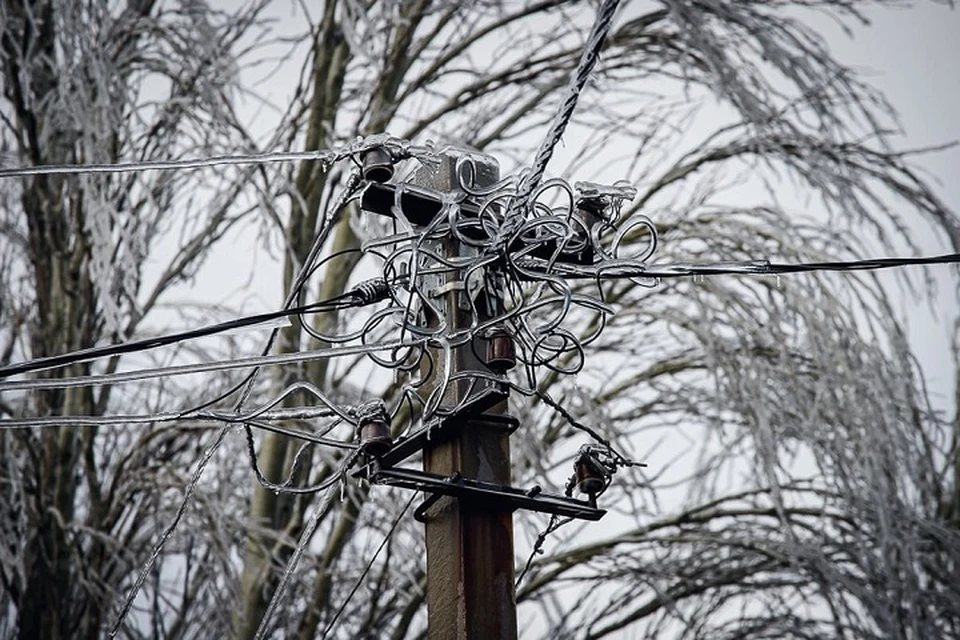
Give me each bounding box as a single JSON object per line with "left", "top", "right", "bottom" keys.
{"left": 411, "top": 148, "right": 519, "bottom": 640}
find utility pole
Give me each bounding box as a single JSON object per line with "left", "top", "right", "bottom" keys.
{"left": 413, "top": 149, "right": 517, "bottom": 640}
{"left": 357, "top": 146, "right": 608, "bottom": 639}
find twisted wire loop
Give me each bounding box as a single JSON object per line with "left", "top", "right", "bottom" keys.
{"left": 2, "top": 132, "right": 656, "bottom": 451}
{"left": 352, "top": 147, "right": 655, "bottom": 434}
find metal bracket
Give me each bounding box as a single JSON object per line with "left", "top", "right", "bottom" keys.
{"left": 429, "top": 270, "right": 484, "bottom": 311}
{"left": 351, "top": 384, "right": 513, "bottom": 474}
{"left": 429, "top": 280, "right": 465, "bottom": 298}
{"left": 414, "top": 473, "right": 459, "bottom": 523}
{"left": 375, "top": 467, "right": 605, "bottom": 522}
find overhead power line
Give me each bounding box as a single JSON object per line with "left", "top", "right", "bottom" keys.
{"left": 513, "top": 0, "right": 622, "bottom": 207}
{"left": 0, "top": 339, "right": 423, "bottom": 393}
{"left": 321, "top": 494, "right": 417, "bottom": 639}
{"left": 0, "top": 277, "right": 392, "bottom": 381}
{"left": 0, "top": 134, "right": 438, "bottom": 179}
{"left": 513, "top": 252, "right": 960, "bottom": 280}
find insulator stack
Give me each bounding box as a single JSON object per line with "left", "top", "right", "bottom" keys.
{"left": 361, "top": 147, "right": 394, "bottom": 183}
{"left": 485, "top": 327, "right": 516, "bottom": 373}
{"left": 358, "top": 403, "right": 393, "bottom": 457}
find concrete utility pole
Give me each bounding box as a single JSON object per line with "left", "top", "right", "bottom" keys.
{"left": 359, "top": 146, "right": 604, "bottom": 637}
{"left": 412, "top": 149, "right": 518, "bottom": 640}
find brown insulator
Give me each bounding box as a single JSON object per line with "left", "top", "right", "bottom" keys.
{"left": 361, "top": 147, "right": 394, "bottom": 183}
{"left": 359, "top": 415, "right": 393, "bottom": 457}
{"left": 575, "top": 456, "right": 605, "bottom": 496}
{"left": 485, "top": 328, "right": 516, "bottom": 373}
{"left": 573, "top": 202, "right": 602, "bottom": 244}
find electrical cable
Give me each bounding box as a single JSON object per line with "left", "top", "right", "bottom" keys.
{"left": 29, "top": 121, "right": 954, "bottom": 635}
{"left": 321, "top": 493, "right": 417, "bottom": 639}
{"left": 0, "top": 134, "right": 438, "bottom": 179}
{"left": 533, "top": 387, "right": 633, "bottom": 466}
{"left": 252, "top": 452, "right": 360, "bottom": 640}
{"left": 109, "top": 426, "right": 231, "bottom": 638}
{"left": 515, "top": 514, "right": 573, "bottom": 590}
{"left": 0, "top": 339, "right": 424, "bottom": 393}
{"left": 511, "top": 0, "right": 622, "bottom": 210}
{"left": 587, "top": 252, "right": 960, "bottom": 279}
{"left": 0, "top": 295, "right": 369, "bottom": 379}
{"left": 109, "top": 169, "right": 379, "bottom": 636}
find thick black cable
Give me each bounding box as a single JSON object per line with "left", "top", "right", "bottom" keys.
{"left": 589, "top": 252, "right": 960, "bottom": 279}
{"left": 0, "top": 279, "right": 388, "bottom": 379}
{"left": 321, "top": 493, "right": 416, "bottom": 639}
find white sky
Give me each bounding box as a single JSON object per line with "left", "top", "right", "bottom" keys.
{"left": 835, "top": 3, "right": 960, "bottom": 409}
{"left": 127, "top": 2, "right": 959, "bottom": 635}
{"left": 193, "top": 0, "right": 960, "bottom": 408}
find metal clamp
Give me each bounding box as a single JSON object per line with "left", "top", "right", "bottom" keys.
{"left": 372, "top": 467, "right": 606, "bottom": 521}
{"left": 414, "top": 472, "right": 461, "bottom": 523}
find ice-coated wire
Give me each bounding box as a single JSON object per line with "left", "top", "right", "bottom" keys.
{"left": 601, "top": 252, "right": 960, "bottom": 277}
{"left": 108, "top": 168, "right": 383, "bottom": 636}
{"left": 253, "top": 452, "right": 358, "bottom": 640}
{"left": 511, "top": 252, "right": 960, "bottom": 280}
{"left": 321, "top": 492, "right": 416, "bottom": 639}
{"left": 515, "top": 514, "right": 573, "bottom": 590}
{"left": 109, "top": 426, "right": 230, "bottom": 637}
{"left": 0, "top": 298, "right": 350, "bottom": 379}
{"left": 0, "top": 406, "right": 338, "bottom": 429}
{"left": 242, "top": 423, "right": 355, "bottom": 493}
{"left": 0, "top": 133, "right": 437, "bottom": 178}
{"left": 510, "top": 0, "right": 622, "bottom": 213}
{"left": 0, "top": 382, "right": 359, "bottom": 449}
{"left": 0, "top": 339, "right": 425, "bottom": 392}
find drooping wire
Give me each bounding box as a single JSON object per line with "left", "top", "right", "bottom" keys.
{"left": 109, "top": 166, "right": 374, "bottom": 636}
{"left": 321, "top": 493, "right": 417, "bottom": 639}
{"left": 233, "top": 168, "right": 365, "bottom": 411}
{"left": 252, "top": 451, "right": 359, "bottom": 640}
{"left": 0, "top": 296, "right": 363, "bottom": 379}
{"left": 515, "top": 514, "right": 573, "bottom": 590}
{"left": 109, "top": 426, "right": 231, "bottom": 638}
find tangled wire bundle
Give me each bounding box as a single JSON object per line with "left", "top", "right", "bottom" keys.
{"left": 320, "top": 148, "right": 659, "bottom": 432}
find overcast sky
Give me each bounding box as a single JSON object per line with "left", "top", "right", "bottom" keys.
{"left": 836, "top": 2, "right": 960, "bottom": 409}
{"left": 169, "top": 1, "right": 960, "bottom": 412}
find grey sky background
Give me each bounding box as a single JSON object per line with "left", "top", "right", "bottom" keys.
{"left": 149, "top": 1, "right": 960, "bottom": 411}
{"left": 122, "top": 2, "right": 960, "bottom": 635}
{"left": 833, "top": 3, "right": 960, "bottom": 409}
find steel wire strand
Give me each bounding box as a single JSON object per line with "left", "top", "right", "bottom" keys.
{"left": 0, "top": 339, "right": 425, "bottom": 393}
{"left": 0, "top": 134, "right": 438, "bottom": 178}
{"left": 109, "top": 171, "right": 372, "bottom": 635}
{"left": 506, "top": 0, "right": 622, "bottom": 221}
{"left": 253, "top": 452, "right": 359, "bottom": 640}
